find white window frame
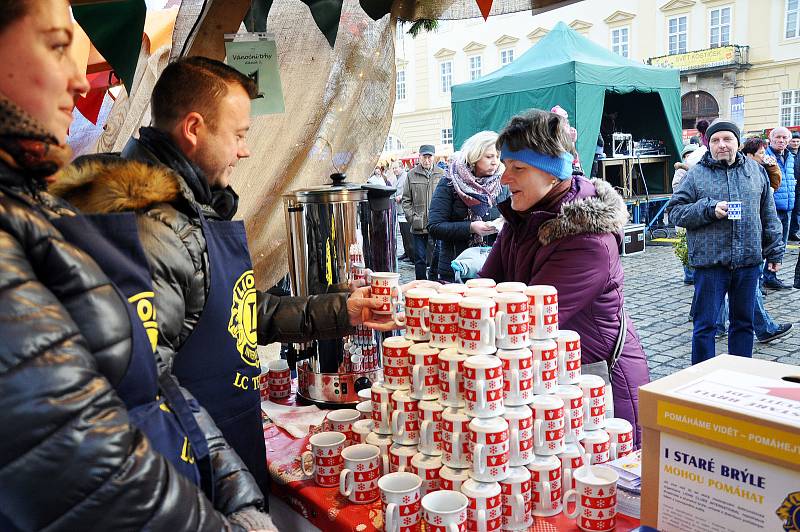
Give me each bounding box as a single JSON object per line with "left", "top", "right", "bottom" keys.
{"left": 611, "top": 26, "right": 630, "bottom": 58}
{"left": 709, "top": 6, "right": 732, "bottom": 48}
{"left": 395, "top": 69, "right": 406, "bottom": 101}
{"left": 787, "top": 0, "right": 800, "bottom": 39}
{"left": 780, "top": 90, "right": 800, "bottom": 127}
{"left": 441, "top": 128, "right": 453, "bottom": 146}
{"left": 469, "top": 55, "right": 483, "bottom": 81}
{"left": 440, "top": 60, "right": 453, "bottom": 93}
{"left": 668, "top": 15, "right": 688, "bottom": 55}
{"left": 499, "top": 48, "right": 514, "bottom": 66}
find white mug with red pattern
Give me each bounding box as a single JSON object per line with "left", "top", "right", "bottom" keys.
{"left": 564, "top": 465, "right": 619, "bottom": 532}
{"left": 497, "top": 348, "right": 534, "bottom": 406}
{"left": 461, "top": 478, "right": 503, "bottom": 532}
{"left": 581, "top": 429, "right": 611, "bottom": 465}
{"left": 339, "top": 444, "right": 382, "bottom": 504}
{"left": 440, "top": 465, "right": 470, "bottom": 492}
{"left": 469, "top": 416, "right": 510, "bottom": 483}
{"left": 352, "top": 418, "right": 374, "bottom": 445}
{"left": 411, "top": 452, "right": 443, "bottom": 496}
{"left": 531, "top": 395, "right": 566, "bottom": 456}
{"left": 526, "top": 454, "right": 563, "bottom": 517}
{"left": 494, "top": 292, "right": 530, "bottom": 350}
{"left": 267, "top": 359, "right": 291, "bottom": 400}
{"left": 421, "top": 490, "right": 469, "bottom": 532}
{"left": 439, "top": 283, "right": 468, "bottom": 296}
{"left": 500, "top": 466, "right": 532, "bottom": 531}
{"left": 325, "top": 409, "right": 360, "bottom": 446}
{"left": 579, "top": 375, "right": 607, "bottom": 431}
{"left": 301, "top": 431, "right": 346, "bottom": 487}
{"left": 496, "top": 282, "right": 527, "bottom": 293}
{"left": 442, "top": 407, "right": 471, "bottom": 469}
{"left": 525, "top": 285, "right": 559, "bottom": 340}
{"left": 371, "top": 381, "right": 394, "bottom": 435}
{"left": 503, "top": 405, "right": 534, "bottom": 467}
{"left": 438, "top": 348, "right": 467, "bottom": 408}
{"left": 369, "top": 271, "right": 403, "bottom": 319}
{"left": 466, "top": 278, "right": 496, "bottom": 288}
{"left": 605, "top": 418, "right": 634, "bottom": 459}
{"left": 464, "top": 286, "right": 498, "bottom": 300}
{"left": 409, "top": 343, "right": 440, "bottom": 401}
{"left": 557, "top": 330, "right": 582, "bottom": 385}
{"left": 558, "top": 442, "right": 587, "bottom": 492}
{"left": 391, "top": 389, "right": 420, "bottom": 445}
{"left": 419, "top": 400, "right": 444, "bottom": 456}
{"left": 464, "top": 355, "right": 504, "bottom": 418}
{"left": 366, "top": 431, "right": 393, "bottom": 475}
{"left": 403, "top": 288, "right": 437, "bottom": 341}
{"left": 383, "top": 336, "right": 413, "bottom": 390}
{"left": 457, "top": 297, "right": 497, "bottom": 356}
{"left": 429, "top": 293, "right": 461, "bottom": 349}
{"left": 555, "top": 384, "right": 585, "bottom": 443}
{"left": 390, "top": 442, "right": 418, "bottom": 473}
{"left": 530, "top": 339, "right": 559, "bottom": 395}
{"left": 380, "top": 472, "right": 423, "bottom": 532}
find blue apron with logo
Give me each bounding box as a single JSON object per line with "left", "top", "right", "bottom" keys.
{"left": 51, "top": 213, "right": 210, "bottom": 489}
{"left": 170, "top": 214, "right": 268, "bottom": 494}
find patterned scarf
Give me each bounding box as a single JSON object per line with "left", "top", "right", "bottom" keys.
{"left": 0, "top": 95, "right": 71, "bottom": 188}
{"left": 447, "top": 155, "right": 503, "bottom": 219}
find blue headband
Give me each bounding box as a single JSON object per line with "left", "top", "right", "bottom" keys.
{"left": 499, "top": 143, "right": 574, "bottom": 181}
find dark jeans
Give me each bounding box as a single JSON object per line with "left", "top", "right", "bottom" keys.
{"left": 764, "top": 209, "right": 790, "bottom": 282}
{"left": 789, "top": 186, "right": 800, "bottom": 236}
{"left": 692, "top": 265, "right": 760, "bottom": 365}
{"left": 399, "top": 221, "right": 415, "bottom": 261}
{"left": 413, "top": 234, "right": 429, "bottom": 280}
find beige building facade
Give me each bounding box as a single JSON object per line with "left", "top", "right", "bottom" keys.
{"left": 387, "top": 0, "right": 800, "bottom": 156}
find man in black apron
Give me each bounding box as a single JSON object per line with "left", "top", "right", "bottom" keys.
{"left": 60, "top": 57, "right": 394, "bottom": 513}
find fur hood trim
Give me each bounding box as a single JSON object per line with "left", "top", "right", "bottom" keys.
{"left": 52, "top": 158, "right": 181, "bottom": 214}
{"left": 538, "top": 179, "right": 629, "bottom": 246}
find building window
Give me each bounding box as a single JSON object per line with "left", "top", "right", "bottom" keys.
{"left": 441, "top": 128, "right": 453, "bottom": 146}
{"left": 384, "top": 135, "right": 404, "bottom": 152}
{"left": 500, "top": 48, "right": 514, "bottom": 66}
{"left": 668, "top": 15, "right": 688, "bottom": 55}
{"left": 440, "top": 61, "right": 453, "bottom": 93}
{"left": 396, "top": 70, "right": 406, "bottom": 101}
{"left": 469, "top": 56, "right": 482, "bottom": 80}
{"left": 611, "top": 27, "right": 629, "bottom": 58}
{"left": 787, "top": 0, "right": 800, "bottom": 39}
{"left": 709, "top": 7, "right": 731, "bottom": 47}
{"left": 780, "top": 90, "right": 800, "bottom": 127}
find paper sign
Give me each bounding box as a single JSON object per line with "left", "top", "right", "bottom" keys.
{"left": 225, "top": 38, "right": 285, "bottom": 116}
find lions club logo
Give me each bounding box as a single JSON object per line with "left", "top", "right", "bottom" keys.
{"left": 129, "top": 291, "right": 158, "bottom": 353}
{"left": 777, "top": 491, "right": 800, "bottom": 531}
{"left": 228, "top": 270, "right": 259, "bottom": 367}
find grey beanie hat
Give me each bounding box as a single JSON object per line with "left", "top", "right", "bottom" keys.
{"left": 706, "top": 119, "right": 740, "bottom": 145}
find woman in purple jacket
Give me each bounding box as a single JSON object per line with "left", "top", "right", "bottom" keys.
{"left": 480, "top": 109, "right": 650, "bottom": 446}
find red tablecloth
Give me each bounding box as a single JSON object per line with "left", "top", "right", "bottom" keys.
{"left": 263, "top": 402, "right": 641, "bottom": 532}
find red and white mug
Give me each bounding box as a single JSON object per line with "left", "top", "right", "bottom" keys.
{"left": 371, "top": 381, "right": 394, "bottom": 435}
{"left": 557, "top": 330, "right": 582, "bottom": 385}
{"left": 498, "top": 348, "right": 534, "bottom": 406}
{"left": 339, "top": 444, "right": 382, "bottom": 504}
{"left": 382, "top": 336, "right": 413, "bottom": 391}
{"left": 525, "top": 285, "right": 559, "bottom": 340}
{"left": 579, "top": 375, "right": 607, "bottom": 431}
{"left": 301, "top": 431, "right": 346, "bottom": 487}
{"left": 526, "top": 454, "right": 563, "bottom": 518}
{"left": 391, "top": 389, "right": 420, "bottom": 446}
{"left": 458, "top": 297, "right": 497, "bottom": 356}
{"left": 461, "top": 478, "right": 503, "bottom": 532}
{"left": 419, "top": 400, "right": 444, "bottom": 456}
{"left": 494, "top": 292, "right": 530, "bottom": 350}
{"left": 564, "top": 465, "right": 619, "bottom": 532}
{"left": 469, "top": 416, "right": 510, "bottom": 483}
{"left": 531, "top": 395, "right": 566, "bottom": 456}
{"left": 438, "top": 348, "right": 466, "bottom": 408}
{"left": 369, "top": 271, "right": 403, "bottom": 320}
{"left": 582, "top": 429, "right": 611, "bottom": 465}
{"left": 500, "top": 465, "right": 532, "bottom": 531}
{"left": 325, "top": 409, "right": 361, "bottom": 446}
{"left": 558, "top": 442, "right": 586, "bottom": 492}
{"left": 421, "top": 490, "right": 469, "bottom": 532}
{"left": 465, "top": 278, "right": 496, "bottom": 289}
{"left": 390, "top": 442, "right": 418, "bottom": 473}
{"left": 440, "top": 465, "right": 470, "bottom": 492}
{"left": 503, "top": 405, "right": 534, "bottom": 467}
{"left": 555, "top": 384, "right": 585, "bottom": 443}
{"left": 605, "top": 418, "right": 634, "bottom": 460}
{"left": 464, "top": 355, "right": 504, "bottom": 418}
{"left": 442, "top": 407, "right": 471, "bottom": 469}
{"left": 267, "top": 359, "right": 292, "bottom": 400}
{"left": 411, "top": 452, "right": 443, "bottom": 496}
{"left": 530, "top": 339, "right": 559, "bottom": 395}
{"left": 409, "top": 343, "right": 440, "bottom": 401}
{"left": 380, "top": 472, "right": 423, "bottom": 532}
{"left": 403, "top": 288, "right": 436, "bottom": 341}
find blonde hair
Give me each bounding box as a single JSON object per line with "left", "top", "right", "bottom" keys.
{"left": 460, "top": 131, "right": 499, "bottom": 167}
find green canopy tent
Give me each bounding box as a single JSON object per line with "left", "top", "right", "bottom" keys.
{"left": 452, "top": 21, "right": 683, "bottom": 193}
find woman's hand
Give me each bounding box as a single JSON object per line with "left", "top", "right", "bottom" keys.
{"left": 470, "top": 221, "right": 498, "bottom": 236}
{"left": 346, "top": 286, "right": 403, "bottom": 331}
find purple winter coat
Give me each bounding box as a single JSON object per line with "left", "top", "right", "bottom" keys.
{"left": 480, "top": 177, "right": 650, "bottom": 446}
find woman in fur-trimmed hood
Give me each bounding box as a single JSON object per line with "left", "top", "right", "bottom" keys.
{"left": 480, "top": 109, "right": 650, "bottom": 446}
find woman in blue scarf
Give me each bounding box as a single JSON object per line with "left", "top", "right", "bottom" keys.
{"left": 427, "top": 131, "right": 509, "bottom": 282}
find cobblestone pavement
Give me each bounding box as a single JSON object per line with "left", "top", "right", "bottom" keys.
{"left": 397, "top": 241, "right": 800, "bottom": 381}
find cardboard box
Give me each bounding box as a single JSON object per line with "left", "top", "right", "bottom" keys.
{"left": 639, "top": 355, "right": 800, "bottom": 532}
{"left": 620, "top": 224, "right": 645, "bottom": 256}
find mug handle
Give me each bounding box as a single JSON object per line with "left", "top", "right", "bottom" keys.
{"left": 392, "top": 410, "right": 407, "bottom": 439}
{"left": 564, "top": 467, "right": 573, "bottom": 495}
{"left": 563, "top": 488, "right": 579, "bottom": 519}
{"left": 447, "top": 525, "right": 459, "bottom": 532}
{"left": 477, "top": 509, "right": 487, "bottom": 532}
{"left": 558, "top": 347, "right": 566, "bottom": 381}
{"left": 532, "top": 359, "right": 542, "bottom": 390}
{"left": 534, "top": 419, "right": 544, "bottom": 449}
{"left": 480, "top": 317, "right": 496, "bottom": 348}
{"left": 420, "top": 306, "right": 430, "bottom": 332}
{"left": 510, "top": 427, "right": 520, "bottom": 465}
{"left": 564, "top": 405, "right": 573, "bottom": 441}
{"left": 610, "top": 441, "right": 618, "bottom": 461}
{"left": 513, "top": 493, "right": 526, "bottom": 526}
{"left": 535, "top": 302, "right": 544, "bottom": 338}
{"left": 339, "top": 468, "right": 353, "bottom": 497}
{"left": 397, "top": 463, "right": 407, "bottom": 473}
{"left": 385, "top": 502, "right": 399, "bottom": 532}
{"left": 476, "top": 380, "right": 486, "bottom": 413}
{"left": 473, "top": 443, "right": 486, "bottom": 475}
{"left": 495, "top": 310, "right": 507, "bottom": 340}
{"left": 421, "top": 419, "right": 433, "bottom": 452}
{"left": 448, "top": 369, "right": 458, "bottom": 401}
{"left": 392, "top": 287, "right": 406, "bottom": 326}
{"left": 382, "top": 453, "right": 390, "bottom": 476}
{"left": 380, "top": 402, "right": 390, "bottom": 428}
{"left": 511, "top": 369, "right": 520, "bottom": 398}
{"left": 364, "top": 268, "right": 374, "bottom": 285}
{"left": 300, "top": 451, "right": 314, "bottom": 477}
{"left": 541, "top": 480, "right": 552, "bottom": 511}
{"left": 452, "top": 431, "right": 463, "bottom": 464}
{"left": 412, "top": 365, "right": 423, "bottom": 396}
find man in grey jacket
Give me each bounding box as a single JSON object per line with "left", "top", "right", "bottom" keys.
{"left": 667, "top": 120, "right": 784, "bottom": 365}
{"left": 403, "top": 144, "right": 445, "bottom": 280}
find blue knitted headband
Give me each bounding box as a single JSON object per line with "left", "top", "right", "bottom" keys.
{"left": 499, "top": 143, "right": 574, "bottom": 181}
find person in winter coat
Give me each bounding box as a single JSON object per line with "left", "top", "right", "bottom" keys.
{"left": 56, "top": 57, "right": 397, "bottom": 508}
{"left": 427, "top": 130, "right": 509, "bottom": 283}
{"left": 763, "top": 126, "right": 795, "bottom": 289}
{"left": 403, "top": 145, "right": 445, "bottom": 280}
{"left": 479, "top": 109, "right": 650, "bottom": 447}
{"left": 393, "top": 160, "right": 414, "bottom": 263}
{"left": 0, "top": 1, "right": 262, "bottom": 529}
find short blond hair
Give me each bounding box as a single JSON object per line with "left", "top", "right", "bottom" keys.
{"left": 460, "top": 131, "right": 499, "bottom": 167}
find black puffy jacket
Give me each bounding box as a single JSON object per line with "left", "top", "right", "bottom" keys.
{"left": 0, "top": 161, "right": 237, "bottom": 531}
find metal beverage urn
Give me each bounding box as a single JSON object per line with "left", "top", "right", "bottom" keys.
{"left": 283, "top": 173, "right": 396, "bottom": 406}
